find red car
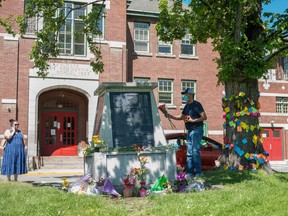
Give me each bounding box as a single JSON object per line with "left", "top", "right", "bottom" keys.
{"left": 165, "top": 132, "right": 223, "bottom": 170}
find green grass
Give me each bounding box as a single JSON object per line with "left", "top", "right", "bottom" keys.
{"left": 1, "top": 170, "right": 288, "bottom": 216}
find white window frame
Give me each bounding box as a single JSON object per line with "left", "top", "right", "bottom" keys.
{"left": 134, "top": 22, "right": 150, "bottom": 53}
{"left": 158, "top": 38, "right": 172, "bottom": 55}
{"left": 180, "top": 34, "right": 195, "bottom": 56}
{"left": 276, "top": 97, "right": 288, "bottom": 114}
{"left": 158, "top": 79, "right": 173, "bottom": 105}
{"left": 181, "top": 80, "right": 196, "bottom": 105}
{"left": 58, "top": 2, "right": 87, "bottom": 56}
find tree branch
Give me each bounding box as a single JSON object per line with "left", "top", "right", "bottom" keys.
{"left": 265, "top": 45, "right": 288, "bottom": 62}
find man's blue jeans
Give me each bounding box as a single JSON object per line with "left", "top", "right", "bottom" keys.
{"left": 186, "top": 127, "right": 203, "bottom": 176}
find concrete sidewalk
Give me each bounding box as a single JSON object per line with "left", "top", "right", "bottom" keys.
{"left": 0, "top": 161, "right": 287, "bottom": 185}
{"left": 0, "top": 168, "right": 85, "bottom": 185}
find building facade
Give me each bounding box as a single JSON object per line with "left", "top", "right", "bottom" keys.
{"left": 0, "top": 0, "right": 287, "bottom": 161}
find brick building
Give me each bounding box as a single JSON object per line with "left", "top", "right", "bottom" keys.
{"left": 0, "top": 0, "right": 287, "bottom": 161}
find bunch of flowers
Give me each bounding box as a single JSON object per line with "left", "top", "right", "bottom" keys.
{"left": 83, "top": 136, "right": 106, "bottom": 156}
{"left": 61, "top": 177, "right": 70, "bottom": 192}
{"left": 174, "top": 167, "right": 188, "bottom": 192}
{"left": 132, "top": 144, "right": 149, "bottom": 185}
{"left": 158, "top": 104, "right": 176, "bottom": 129}
{"left": 122, "top": 171, "right": 136, "bottom": 187}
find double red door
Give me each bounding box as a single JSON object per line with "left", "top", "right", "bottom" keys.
{"left": 42, "top": 112, "right": 78, "bottom": 156}
{"left": 262, "top": 128, "right": 282, "bottom": 161}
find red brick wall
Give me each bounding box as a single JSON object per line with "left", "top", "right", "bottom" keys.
{"left": 127, "top": 16, "right": 224, "bottom": 134}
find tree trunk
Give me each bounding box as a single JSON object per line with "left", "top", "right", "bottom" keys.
{"left": 218, "top": 78, "right": 273, "bottom": 174}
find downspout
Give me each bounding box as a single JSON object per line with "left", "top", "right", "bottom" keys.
{"left": 16, "top": 37, "right": 20, "bottom": 120}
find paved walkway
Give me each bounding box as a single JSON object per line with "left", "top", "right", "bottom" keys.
{"left": 0, "top": 161, "right": 287, "bottom": 185}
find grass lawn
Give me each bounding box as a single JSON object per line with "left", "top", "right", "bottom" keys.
{"left": 1, "top": 169, "right": 288, "bottom": 216}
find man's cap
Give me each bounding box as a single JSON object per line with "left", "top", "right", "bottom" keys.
{"left": 181, "top": 88, "right": 195, "bottom": 95}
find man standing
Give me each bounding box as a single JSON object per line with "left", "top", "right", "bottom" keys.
{"left": 167, "top": 88, "right": 207, "bottom": 179}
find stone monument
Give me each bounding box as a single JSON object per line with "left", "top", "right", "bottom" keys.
{"left": 85, "top": 82, "right": 176, "bottom": 187}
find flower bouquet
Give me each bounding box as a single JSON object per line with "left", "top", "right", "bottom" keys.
{"left": 122, "top": 173, "right": 136, "bottom": 188}
{"left": 173, "top": 172, "right": 188, "bottom": 192}
{"left": 158, "top": 104, "right": 176, "bottom": 129}
{"left": 122, "top": 172, "right": 136, "bottom": 197}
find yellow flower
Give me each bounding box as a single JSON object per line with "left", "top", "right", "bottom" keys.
{"left": 141, "top": 157, "right": 147, "bottom": 163}
{"left": 63, "top": 181, "right": 69, "bottom": 187}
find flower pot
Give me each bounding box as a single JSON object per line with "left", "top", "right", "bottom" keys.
{"left": 139, "top": 187, "right": 147, "bottom": 197}
{"left": 123, "top": 185, "right": 134, "bottom": 197}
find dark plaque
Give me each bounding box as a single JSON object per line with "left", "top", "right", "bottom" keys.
{"left": 110, "top": 92, "right": 154, "bottom": 148}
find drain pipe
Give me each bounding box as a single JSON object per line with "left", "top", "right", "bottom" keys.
{"left": 16, "top": 37, "right": 20, "bottom": 120}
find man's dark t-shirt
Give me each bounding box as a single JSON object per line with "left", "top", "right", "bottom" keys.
{"left": 182, "top": 100, "right": 205, "bottom": 131}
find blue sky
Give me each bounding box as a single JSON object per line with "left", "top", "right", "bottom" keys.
{"left": 262, "top": 0, "right": 287, "bottom": 13}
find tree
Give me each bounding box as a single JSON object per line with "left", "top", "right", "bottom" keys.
{"left": 156, "top": 0, "right": 288, "bottom": 173}
{"left": 0, "top": 0, "right": 106, "bottom": 77}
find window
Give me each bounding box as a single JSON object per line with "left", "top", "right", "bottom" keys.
{"left": 181, "top": 80, "right": 196, "bottom": 104}
{"left": 283, "top": 58, "right": 288, "bottom": 73}
{"left": 181, "top": 34, "right": 195, "bottom": 56}
{"left": 276, "top": 97, "right": 288, "bottom": 113}
{"left": 158, "top": 38, "right": 172, "bottom": 55}
{"left": 283, "top": 57, "right": 288, "bottom": 80}
{"left": 134, "top": 22, "right": 149, "bottom": 53}
{"left": 93, "top": 4, "right": 105, "bottom": 39}
{"left": 59, "top": 3, "right": 86, "bottom": 56}
{"left": 158, "top": 79, "right": 173, "bottom": 105}
{"left": 25, "top": 15, "right": 41, "bottom": 34}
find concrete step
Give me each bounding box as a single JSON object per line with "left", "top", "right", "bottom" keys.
{"left": 29, "top": 156, "right": 84, "bottom": 170}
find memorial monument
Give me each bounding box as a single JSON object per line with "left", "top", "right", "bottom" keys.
{"left": 85, "top": 82, "right": 176, "bottom": 187}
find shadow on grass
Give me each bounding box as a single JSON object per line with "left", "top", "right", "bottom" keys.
{"left": 23, "top": 174, "right": 82, "bottom": 188}
{"left": 203, "top": 169, "right": 254, "bottom": 185}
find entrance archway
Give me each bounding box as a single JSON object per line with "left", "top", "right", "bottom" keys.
{"left": 38, "top": 89, "right": 88, "bottom": 156}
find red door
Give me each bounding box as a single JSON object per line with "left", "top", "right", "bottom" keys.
{"left": 262, "top": 128, "right": 282, "bottom": 161}
{"left": 42, "top": 112, "right": 78, "bottom": 156}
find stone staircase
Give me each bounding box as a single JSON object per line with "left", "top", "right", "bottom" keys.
{"left": 28, "top": 156, "right": 84, "bottom": 172}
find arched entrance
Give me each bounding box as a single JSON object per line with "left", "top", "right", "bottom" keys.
{"left": 38, "top": 89, "right": 88, "bottom": 156}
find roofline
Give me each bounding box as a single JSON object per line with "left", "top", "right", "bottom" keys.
{"left": 127, "top": 10, "right": 159, "bottom": 18}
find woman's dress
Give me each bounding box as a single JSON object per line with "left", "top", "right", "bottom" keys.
{"left": 1, "top": 130, "right": 27, "bottom": 175}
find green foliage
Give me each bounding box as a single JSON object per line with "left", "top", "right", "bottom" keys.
{"left": 0, "top": 0, "right": 105, "bottom": 78}
{"left": 157, "top": 0, "right": 288, "bottom": 84}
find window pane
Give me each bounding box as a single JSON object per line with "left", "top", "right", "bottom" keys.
{"left": 59, "top": 2, "right": 86, "bottom": 56}
{"left": 181, "top": 34, "right": 194, "bottom": 55}
{"left": 134, "top": 22, "right": 149, "bottom": 52}
{"left": 276, "top": 97, "right": 288, "bottom": 113}
{"left": 158, "top": 79, "right": 173, "bottom": 105}
{"left": 273, "top": 130, "right": 280, "bottom": 137}
{"left": 74, "top": 45, "right": 85, "bottom": 55}
{"left": 135, "top": 41, "right": 148, "bottom": 52}
{"left": 181, "top": 44, "right": 193, "bottom": 55}
{"left": 262, "top": 130, "right": 269, "bottom": 137}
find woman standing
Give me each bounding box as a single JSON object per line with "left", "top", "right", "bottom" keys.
{"left": 1, "top": 119, "right": 27, "bottom": 181}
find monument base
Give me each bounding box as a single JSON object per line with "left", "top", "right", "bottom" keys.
{"left": 84, "top": 150, "right": 177, "bottom": 187}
